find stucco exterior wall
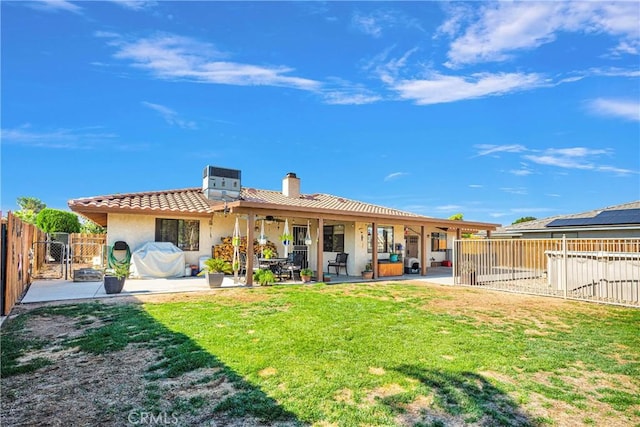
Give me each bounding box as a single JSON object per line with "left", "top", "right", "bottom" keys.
{"left": 107, "top": 213, "right": 225, "bottom": 266}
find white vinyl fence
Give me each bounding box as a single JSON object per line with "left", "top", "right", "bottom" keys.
{"left": 453, "top": 238, "right": 640, "bottom": 307}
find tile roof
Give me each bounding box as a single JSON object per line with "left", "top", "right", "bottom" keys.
{"left": 69, "top": 188, "right": 213, "bottom": 214}
{"left": 69, "top": 187, "right": 429, "bottom": 218}
{"left": 69, "top": 186, "right": 499, "bottom": 230}
{"left": 497, "top": 200, "right": 640, "bottom": 233}
{"left": 240, "top": 188, "right": 427, "bottom": 218}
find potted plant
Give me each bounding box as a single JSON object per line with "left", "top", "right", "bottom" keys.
{"left": 103, "top": 262, "right": 130, "bottom": 294}
{"left": 262, "top": 248, "right": 274, "bottom": 259}
{"left": 198, "top": 257, "right": 232, "bottom": 288}
{"left": 279, "top": 232, "right": 293, "bottom": 246}
{"left": 361, "top": 263, "right": 374, "bottom": 280}
{"left": 253, "top": 268, "right": 276, "bottom": 286}
{"left": 300, "top": 268, "right": 313, "bottom": 283}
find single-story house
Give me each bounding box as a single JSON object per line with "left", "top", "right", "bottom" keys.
{"left": 69, "top": 167, "right": 498, "bottom": 285}
{"left": 491, "top": 201, "right": 640, "bottom": 239}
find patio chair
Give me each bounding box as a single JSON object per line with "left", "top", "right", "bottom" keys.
{"left": 327, "top": 253, "right": 348, "bottom": 276}
{"left": 282, "top": 252, "right": 304, "bottom": 280}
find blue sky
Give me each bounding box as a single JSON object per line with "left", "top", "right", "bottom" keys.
{"left": 2, "top": 1, "right": 639, "bottom": 226}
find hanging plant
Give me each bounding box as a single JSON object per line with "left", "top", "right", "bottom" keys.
{"left": 304, "top": 221, "right": 312, "bottom": 245}
{"left": 232, "top": 236, "right": 241, "bottom": 247}
{"left": 258, "top": 235, "right": 268, "bottom": 245}
{"left": 280, "top": 233, "right": 293, "bottom": 245}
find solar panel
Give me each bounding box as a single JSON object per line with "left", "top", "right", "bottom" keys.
{"left": 546, "top": 209, "right": 640, "bottom": 227}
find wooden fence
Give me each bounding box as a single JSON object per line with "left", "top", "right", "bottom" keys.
{"left": 1, "top": 212, "right": 44, "bottom": 315}
{"left": 0, "top": 213, "right": 107, "bottom": 316}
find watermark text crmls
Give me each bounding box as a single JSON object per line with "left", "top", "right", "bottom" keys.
{"left": 128, "top": 411, "right": 179, "bottom": 425}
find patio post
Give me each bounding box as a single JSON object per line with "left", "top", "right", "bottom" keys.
{"left": 371, "top": 222, "right": 378, "bottom": 278}
{"left": 420, "top": 225, "right": 428, "bottom": 276}
{"left": 246, "top": 214, "right": 255, "bottom": 286}
{"left": 317, "top": 218, "right": 324, "bottom": 282}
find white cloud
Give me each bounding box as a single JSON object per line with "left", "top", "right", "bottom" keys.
{"left": 104, "top": 33, "right": 322, "bottom": 91}
{"left": 141, "top": 101, "right": 197, "bottom": 129}
{"left": 500, "top": 187, "right": 528, "bottom": 195}
{"left": 510, "top": 168, "right": 533, "bottom": 176}
{"left": 436, "top": 204, "right": 463, "bottom": 211}
{"left": 352, "top": 12, "right": 383, "bottom": 38}
{"left": 352, "top": 9, "right": 423, "bottom": 38}
{"left": 1, "top": 125, "right": 117, "bottom": 149}
{"left": 588, "top": 98, "right": 640, "bottom": 122}
{"left": 442, "top": 2, "right": 640, "bottom": 67}
{"left": 475, "top": 144, "right": 528, "bottom": 156}
{"left": 323, "top": 91, "right": 382, "bottom": 105}
{"left": 523, "top": 146, "right": 636, "bottom": 175}
{"left": 27, "top": 0, "right": 82, "bottom": 14}
{"left": 489, "top": 212, "right": 509, "bottom": 218}
{"left": 392, "top": 72, "right": 545, "bottom": 105}
{"left": 469, "top": 184, "right": 483, "bottom": 188}
{"left": 384, "top": 172, "right": 408, "bottom": 182}
{"left": 108, "top": 0, "right": 157, "bottom": 11}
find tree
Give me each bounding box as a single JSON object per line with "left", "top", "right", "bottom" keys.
{"left": 80, "top": 218, "right": 106, "bottom": 234}
{"left": 512, "top": 216, "right": 537, "bottom": 225}
{"left": 17, "top": 197, "right": 46, "bottom": 213}
{"left": 14, "top": 196, "right": 47, "bottom": 224}
{"left": 448, "top": 213, "right": 464, "bottom": 221}
{"left": 35, "top": 208, "right": 81, "bottom": 233}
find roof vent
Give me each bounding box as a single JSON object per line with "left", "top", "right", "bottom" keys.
{"left": 202, "top": 166, "right": 241, "bottom": 201}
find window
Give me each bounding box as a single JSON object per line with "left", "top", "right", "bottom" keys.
{"left": 431, "top": 232, "right": 447, "bottom": 252}
{"left": 323, "top": 225, "right": 344, "bottom": 252}
{"left": 368, "top": 226, "right": 394, "bottom": 253}
{"left": 155, "top": 218, "right": 200, "bottom": 251}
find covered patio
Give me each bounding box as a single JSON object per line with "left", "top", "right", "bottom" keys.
{"left": 207, "top": 173, "right": 497, "bottom": 286}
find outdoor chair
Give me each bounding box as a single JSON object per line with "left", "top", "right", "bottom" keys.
{"left": 282, "top": 252, "right": 304, "bottom": 280}
{"left": 327, "top": 253, "right": 348, "bottom": 276}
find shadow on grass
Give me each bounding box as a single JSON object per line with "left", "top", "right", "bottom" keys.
{"left": 1, "top": 301, "right": 301, "bottom": 426}
{"left": 392, "top": 364, "right": 538, "bottom": 427}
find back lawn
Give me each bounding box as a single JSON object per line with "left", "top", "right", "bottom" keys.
{"left": 2, "top": 282, "right": 639, "bottom": 426}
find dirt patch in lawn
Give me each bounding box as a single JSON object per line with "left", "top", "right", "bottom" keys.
{"left": 0, "top": 309, "right": 292, "bottom": 427}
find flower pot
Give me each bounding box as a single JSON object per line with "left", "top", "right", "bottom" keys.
{"left": 361, "top": 271, "right": 374, "bottom": 280}
{"left": 301, "top": 275, "right": 312, "bottom": 283}
{"left": 104, "top": 275, "right": 125, "bottom": 294}
{"left": 206, "top": 272, "right": 225, "bottom": 288}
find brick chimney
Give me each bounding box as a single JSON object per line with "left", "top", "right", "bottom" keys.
{"left": 282, "top": 172, "right": 300, "bottom": 198}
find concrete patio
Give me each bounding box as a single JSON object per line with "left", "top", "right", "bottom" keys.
{"left": 19, "top": 267, "right": 454, "bottom": 304}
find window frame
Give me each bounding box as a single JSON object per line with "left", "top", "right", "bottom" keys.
{"left": 323, "top": 224, "right": 345, "bottom": 252}
{"left": 155, "top": 218, "right": 200, "bottom": 251}
{"left": 431, "top": 232, "right": 447, "bottom": 252}
{"left": 367, "top": 225, "right": 394, "bottom": 253}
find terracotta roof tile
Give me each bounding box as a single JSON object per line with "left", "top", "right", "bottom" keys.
{"left": 69, "top": 186, "right": 429, "bottom": 219}
{"left": 69, "top": 186, "right": 497, "bottom": 231}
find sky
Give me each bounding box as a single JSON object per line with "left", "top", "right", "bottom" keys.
{"left": 1, "top": 0, "right": 639, "bottom": 227}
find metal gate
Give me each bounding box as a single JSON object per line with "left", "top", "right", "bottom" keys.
{"left": 31, "top": 234, "right": 107, "bottom": 280}
{"left": 453, "top": 237, "right": 640, "bottom": 307}
{"left": 32, "top": 240, "right": 66, "bottom": 279}
{"left": 292, "top": 225, "right": 309, "bottom": 268}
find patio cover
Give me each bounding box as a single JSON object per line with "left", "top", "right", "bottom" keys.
{"left": 129, "top": 242, "right": 185, "bottom": 279}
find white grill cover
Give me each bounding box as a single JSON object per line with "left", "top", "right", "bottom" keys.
{"left": 129, "top": 242, "right": 185, "bottom": 279}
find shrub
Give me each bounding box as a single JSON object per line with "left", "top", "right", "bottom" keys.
{"left": 35, "top": 208, "right": 81, "bottom": 233}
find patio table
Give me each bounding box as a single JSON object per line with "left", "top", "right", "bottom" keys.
{"left": 258, "top": 258, "right": 287, "bottom": 280}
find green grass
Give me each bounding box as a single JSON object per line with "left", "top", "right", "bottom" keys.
{"left": 2, "top": 283, "right": 639, "bottom": 426}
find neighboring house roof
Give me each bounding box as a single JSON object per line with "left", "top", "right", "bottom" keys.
{"left": 493, "top": 200, "right": 640, "bottom": 236}
{"left": 69, "top": 186, "right": 498, "bottom": 231}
